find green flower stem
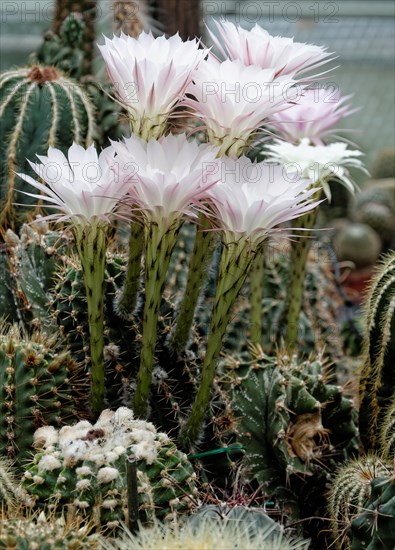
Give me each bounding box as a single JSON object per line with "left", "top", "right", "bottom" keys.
{"left": 117, "top": 221, "right": 144, "bottom": 317}
{"left": 74, "top": 221, "right": 107, "bottom": 415}
{"left": 132, "top": 220, "right": 180, "bottom": 418}
{"left": 179, "top": 238, "right": 256, "bottom": 449}
{"left": 170, "top": 215, "right": 216, "bottom": 354}
{"left": 286, "top": 190, "right": 321, "bottom": 354}
{"left": 249, "top": 250, "right": 265, "bottom": 346}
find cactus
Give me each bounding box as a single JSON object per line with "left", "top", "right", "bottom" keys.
{"left": 372, "top": 149, "right": 395, "bottom": 179}
{"left": 196, "top": 246, "right": 344, "bottom": 361}
{"left": 0, "top": 222, "right": 70, "bottom": 332}
{"left": 332, "top": 223, "right": 382, "bottom": 269}
{"left": 0, "top": 325, "right": 85, "bottom": 468}
{"left": 0, "top": 512, "right": 97, "bottom": 549}
{"left": 0, "top": 457, "right": 17, "bottom": 510}
{"left": 21, "top": 407, "right": 199, "bottom": 528}
{"left": 359, "top": 251, "right": 395, "bottom": 451}
{"left": 380, "top": 395, "right": 395, "bottom": 460}
{"left": 349, "top": 471, "right": 395, "bottom": 550}
{"left": 0, "top": 65, "right": 94, "bottom": 233}
{"left": 222, "top": 348, "right": 358, "bottom": 497}
{"left": 103, "top": 509, "right": 310, "bottom": 550}
{"left": 328, "top": 455, "right": 392, "bottom": 549}
{"left": 352, "top": 203, "right": 395, "bottom": 245}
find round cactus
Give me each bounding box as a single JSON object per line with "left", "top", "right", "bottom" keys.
{"left": 21, "top": 407, "right": 199, "bottom": 528}
{"left": 0, "top": 65, "right": 94, "bottom": 233}
{"left": 0, "top": 326, "right": 85, "bottom": 468}
{"left": 332, "top": 223, "right": 382, "bottom": 269}
{"left": 328, "top": 456, "right": 393, "bottom": 549}
{"left": 372, "top": 149, "right": 395, "bottom": 179}
{"left": 353, "top": 202, "right": 395, "bottom": 244}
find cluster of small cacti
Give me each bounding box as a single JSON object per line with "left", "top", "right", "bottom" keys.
{"left": 0, "top": 512, "right": 97, "bottom": 550}
{"left": 0, "top": 325, "right": 85, "bottom": 468}
{"left": 0, "top": 65, "right": 94, "bottom": 233}
{"left": 21, "top": 407, "right": 199, "bottom": 528}
{"left": 221, "top": 348, "right": 358, "bottom": 493}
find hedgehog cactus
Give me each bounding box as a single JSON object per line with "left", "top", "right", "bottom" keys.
{"left": 0, "top": 65, "right": 94, "bottom": 233}
{"left": 222, "top": 349, "right": 358, "bottom": 492}
{"left": 22, "top": 407, "right": 199, "bottom": 528}
{"left": 359, "top": 251, "right": 395, "bottom": 451}
{"left": 0, "top": 326, "right": 84, "bottom": 468}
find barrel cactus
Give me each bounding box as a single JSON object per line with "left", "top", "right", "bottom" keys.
{"left": 0, "top": 65, "right": 94, "bottom": 232}
{"left": 21, "top": 407, "right": 199, "bottom": 528}
{"left": 328, "top": 456, "right": 394, "bottom": 549}
{"left": 359, "top": 251, "right": 395, "bottom": 451}
{"left": 0, "top": 326, "right": 85, "bottom": 468}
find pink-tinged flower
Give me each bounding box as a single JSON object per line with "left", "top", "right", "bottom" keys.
{"left": 208, "top": 19, "right": 332, "bottom": 77}
{"left": 268, "top": 88, "right": 356, "bottom": 144}
{"left": 17, "top": 143, "right": 131, "bottom": 225}
{"left": 264, "top": 138, "right": 367, "bottom": 200}
{"left": 207, "top": 156, "right": 321, "bottom": 244}
{"left": 98, "top": 32, "right": 207, "bottom": 140}
{"left": 183, "top": 57, "right": 296, "bottom": 158}
{"left": 111, "top": 133, "right": 221, "bottom": 223}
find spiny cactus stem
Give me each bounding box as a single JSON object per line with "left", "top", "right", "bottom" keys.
{"left": 117, "top": 220, "right": 144, "bottom": 317}
{"left": 179, "top": 239, "right": 255, "bottom": 449}
{"left": 74, "top": 221, "right": 107, "bottom": 415}
{"left": 286, "top": 192, "right": 321, "bottom": 354}
{"left": 170, "top": 216, "right": 216, "bottom": 354}
{"left": 133, "top": 221, "right": 180, "bottom": 418}
{"left": 249, "top": 250, "right": 265, "bottom": 346}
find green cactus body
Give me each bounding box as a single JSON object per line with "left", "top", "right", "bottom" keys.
{"left": 0, "top": 66, "right": 94, "bottom": 233}
{"left": 359, "top": 251, "right": 395, "bottom": 450}
{"left": 0, "top": 457, "right": 17, "bottom": 510}
{"left": 372, "top": 149, "right": 395, "bottom": 179}
{"left": 350, "top": 474, "right": 395, "bottom": 550}
{"left": 0, "top": 223, "right": 70, "bottom": 331}
{"left": 328, "top": 456, "right": 393, "bottom": 549}
{"left": 380, "top": 395, "right": 395, "bottom": 460}
{"left": 21, "top": 408, "right": 198, "bottom": 528}
{"left": 224, "top": 350, "right": 358, "bottom": 491}
{"left": 0, "top": 328, "right": 84, "bottom": 468}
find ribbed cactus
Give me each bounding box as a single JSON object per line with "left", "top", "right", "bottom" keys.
{"left": 0, "top": 65, "right": 94, "bottom": 233}
{"left": 380, "top": 395, "right": 395, "bottom": 460}
{"left": 349, "top": 471, "right": 395, "bottom": 550}
{"left": 0, "top": 222, "right": 70, "bottom": 332}
{"left": 0, "top": 512, "right": 97, "bottom": 550}
{"left": 0, "top": 326, "right": 85, "bottom": 468}
{"left": 328, "top": 456, "right": 394, "bottom": 549}
{"left": 21, "top": 408, "right": 198, "bottom": 528}
{"left": 223, "top": 349, "right": 358, "bottom": 491}
{"left": 359, "top": 251, "right": 395, "bottom": 451}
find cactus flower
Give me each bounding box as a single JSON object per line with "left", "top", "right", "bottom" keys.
{"left": 98, "top": 32, "right": 207, "bottom": 140}
{"left": 208, "top": 19, "right": 332, "bottom": 77}
{"left": 183, "top": 57, "right": 296, "bottom": 157}
{"left": 18, "top": 143, "right": 132, "bottom": 415}
{"left": 268, "top": 88, "right": 356, "bottom": 144}
{"left": 179, "top": 158, "right": 320, "bottom": 448}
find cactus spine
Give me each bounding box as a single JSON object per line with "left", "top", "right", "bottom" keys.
{"left": 0, "top": 66, "right": 94, "bottom": 233}
{"left": 359, "top": 251, "right": 395, "bottom": 450}
{"left": 0, "top": 457, "right": 17, "bottom": 510}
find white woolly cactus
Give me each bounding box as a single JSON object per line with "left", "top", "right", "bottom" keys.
{"left": 21, "top": 408, "right": 199, "bottom": 529}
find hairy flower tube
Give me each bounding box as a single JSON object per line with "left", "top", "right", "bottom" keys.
{"left": 111, "top": 133, "right": 221, "bottom": 418}
{"left": 98, "top": 31, "right": 207, "bottom": 140}
{"left": 208, "top": 19, "right": 332, "bottom": 77}
{"left": 183, "top": 57, "right": 296, "bottom": 158}
{"left": 268, "top": 88, "right": 356, "bottom": 145}
{"left": 265, "top": 138, "right": 366, "bottom": 352}
{"left": 17, "top": 143, "right": 131, "bottom": 414}
{"left": 179, "top": 158, "right": 321, "bottom": 448}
